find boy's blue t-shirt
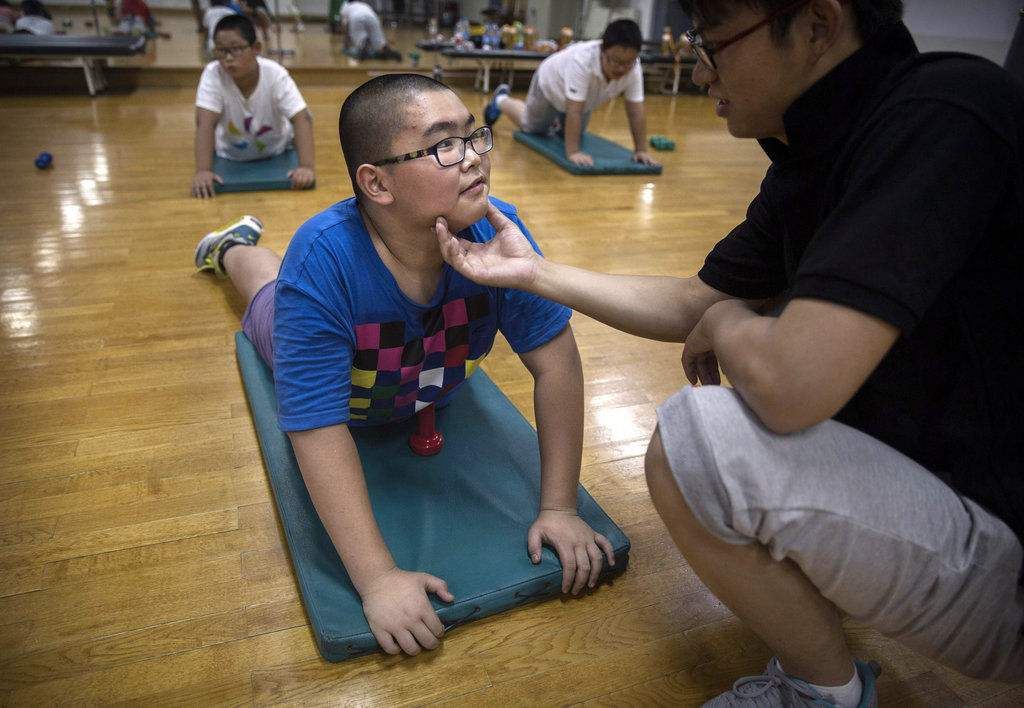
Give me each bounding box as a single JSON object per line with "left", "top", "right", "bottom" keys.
{"left": 273, "top": 196, "right": 571, "bottom": 432}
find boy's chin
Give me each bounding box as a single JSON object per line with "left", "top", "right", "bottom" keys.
{"left": 443, "top": 200, "right": 489, "bottom": 232}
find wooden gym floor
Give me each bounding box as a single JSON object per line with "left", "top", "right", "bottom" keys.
{"left": 0, "top": 78, "right": 1020, "bottom": 706}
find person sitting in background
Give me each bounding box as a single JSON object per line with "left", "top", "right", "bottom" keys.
{"left": 15, "top": 0, "right": 53, "bottom": 34}
{"left": 192, "top": 14, "right": 315, "bottom": 197}
{"left": 339, "top": 1, "right": 401, "bottom": 61}
{"left": 202, "top": 0, "right": 237, "bottom": 54}
{"left": 239, "top": 0, "right": 271, "bottom": 46}
{"left": 114, "top": 0, "right": 157, "bottom": 36}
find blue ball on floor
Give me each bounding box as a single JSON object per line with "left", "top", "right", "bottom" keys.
{"left": 35, "top": 152, "right": 53, "bottom": 169}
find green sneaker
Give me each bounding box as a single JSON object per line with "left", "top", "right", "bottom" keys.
{"left": 194, "top": 215, "right": 263, "bottom": 277}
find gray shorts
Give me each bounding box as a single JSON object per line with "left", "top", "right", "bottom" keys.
{"left": 241, "top": 280, "right": 276, "bottom": 368}
{"left": 656, "top": 385, "right": 1024, "bottom": 683}
{"left": 522, "top": 73, "right": 590, "bottom": 136}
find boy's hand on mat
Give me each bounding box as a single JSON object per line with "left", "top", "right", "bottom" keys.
{"left": 191, "top": 170, "right": 222, "bottom": 199}
{"left": 362, "top": 567, "right": 454, "bottom": 656}
{"left": 528, "top": 510, "right": 616, "bottom": 596}
{"left": 633, "top": 150, "right": 660, "bottom": 166}
{"left": 567, "top": 151, "right": 594, "bottom": 167}
{"left": 288, "top": 166, "right": 315, "bottom": 190}
{"left": 435, "top": 205, "right": 539, "bottom": 289}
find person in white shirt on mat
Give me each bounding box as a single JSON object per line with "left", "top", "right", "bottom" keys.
{"left": 339, "top": 0, "right": 401, "bottom": 61}
{"left": 192, "top": 14, "right": 315, "bottom": 198}
{"left": 484, "top": 19, "right": 659, "bottom": 168}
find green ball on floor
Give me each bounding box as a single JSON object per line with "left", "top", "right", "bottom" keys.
{"left": 649, "top": 135, "right": 676, "bottom": 151}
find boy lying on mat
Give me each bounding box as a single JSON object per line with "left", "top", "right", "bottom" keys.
{"left": 191, "top": 14, "right": 315, "bottom": 198}
{"left": 194, "top": 74, "right": 615, "bottom": 655}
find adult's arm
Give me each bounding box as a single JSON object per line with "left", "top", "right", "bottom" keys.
{"left": 684, "top": 297, "right": 898, "bottom": 433}
{"left": 436, "top": 204, "right": 741, "bottom": 342}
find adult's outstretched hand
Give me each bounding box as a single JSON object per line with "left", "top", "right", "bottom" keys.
{"left": 435, "top": 203, "right": 541, "bottom": 290}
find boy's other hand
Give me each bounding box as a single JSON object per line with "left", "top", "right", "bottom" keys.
{"left": 191, "top": 170, "right": 222, "bottom": 198}
{"left": 288, "top": 166, "right": 315, "bottom": 190}
{"left": 567, "top": 151, "right": 594, "bottom": 167}
{"left": 435, "top": 203, "right": 540, "bottom": 290}
{"left": 633, "top": 150, "right": 659, "bottom": 166}
{"left": 528, "top": 509, "right": 616, "bottom": 595}
{"left": 361, "top": 567, "right": 454, "bottom": 656}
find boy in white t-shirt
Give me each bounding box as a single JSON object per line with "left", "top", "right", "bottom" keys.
{"left": 192, "top": 14, "right": 315, "bottom": 198}
{"left": 484, "top": 19, "right": 658, "bottom": 168}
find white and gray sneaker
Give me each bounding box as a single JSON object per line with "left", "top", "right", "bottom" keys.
{"left": 194, "top": 215, "right": 264, "bottom": 277}
{"left": 702, "top": 657, "right": 881, "bottom": 708}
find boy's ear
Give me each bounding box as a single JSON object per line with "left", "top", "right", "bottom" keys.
{"left": 252, "top": 40, "right": 262, "bottom": 55}
{"left": 355, "top": 163, "right": 395, "bottom": 206}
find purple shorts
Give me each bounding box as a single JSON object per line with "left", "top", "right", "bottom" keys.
{"left": 241, "top": 280, "right": 276, "bottom": 368}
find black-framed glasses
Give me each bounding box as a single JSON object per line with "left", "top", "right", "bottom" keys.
{"left": 212, "top": 44, "right": 253, "bottom": 58}
{"left": 372, "top": 125, "right": 493, "bottom": 168}
{"left": 684, "top": 0, "right": 828, "bottom": 70}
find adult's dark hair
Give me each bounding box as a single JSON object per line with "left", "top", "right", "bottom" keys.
{"left": 214, "top": 13, "right": 257, "bottom": 44}
{"left": 338, "top": 73, "right": 455, "bottom": 198}
{"left": 601, "top": 18, "right": 642, "bottom": 52}
{"left": 678, "top": 0, "right": 903, "bottom": 42}
{"left": 21, "top": 0, "right": 51, "bottom": 19}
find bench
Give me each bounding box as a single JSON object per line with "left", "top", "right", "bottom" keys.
{"left": 0, "top": 34, "right": 147, "bottom": 95}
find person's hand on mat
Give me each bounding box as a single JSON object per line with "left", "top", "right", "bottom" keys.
{"left": 435, "top": 204, "right": 539, "bottom": 289}
{"left": 567, "top": 151, "right": 594, "bottom": 167}
{"left": 528, "top": 509, "right": 616, "bottom": 595}
{"left": 192, "top": 170, "right": 222, "bottom": 199}
{"left": 288, "top": 166, "right": 315, "bottom": 190}
{"left": 361, "top": 567, "right": 454, "bottom": 656}
{"left": 633, "top": 150, "right": 660, "bottom": 166}
{"left": 681, "top": 310, "right": 722, "bottom": 386}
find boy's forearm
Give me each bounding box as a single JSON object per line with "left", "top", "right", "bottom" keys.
{"left": 626, "top": 101, "right": 646, "bottom": 151}
{"left": 292, "top": 110, "right": 315, "bottom": 168}
{"left": 194, "top": 125, "right": 214, "bottom": 172}
{"left": 289, "top": 424, "right": 395, "bottom": 596}
{"left": 563, "top": 110, "right": 584, "bottom": 155}
{"left": 525, "top": 329, "right": 584, "bottom": 512}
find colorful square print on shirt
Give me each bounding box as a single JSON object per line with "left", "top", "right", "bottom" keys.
{"left": 348, "top": 293, "right": 492, "bottom": 423}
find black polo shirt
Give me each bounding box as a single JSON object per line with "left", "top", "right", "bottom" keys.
{"left": 698, "top": 23, "right": 1024, "bottom": 543}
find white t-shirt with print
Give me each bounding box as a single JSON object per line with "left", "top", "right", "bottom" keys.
{"left": 534, "top": 39, "right": 643, "bottom": 113}
{"left": 196, "top": 56, "right": 307, "bottom": 161}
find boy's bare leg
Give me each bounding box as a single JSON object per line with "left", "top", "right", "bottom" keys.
{"left": 223, "top": 245, "right": 281, "bottom": 306}
{"left": 499, "top": 97, "right": 527, "bottom": 129}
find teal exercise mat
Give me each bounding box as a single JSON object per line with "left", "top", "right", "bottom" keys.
{"left": 513, "top": 130, "right": 663, "bottom": 175}
{"left": 213, "top": 149, "right": 314, "bottom": 193}
{"left": 234, "top": 331, "right": 630, "bottom": 662}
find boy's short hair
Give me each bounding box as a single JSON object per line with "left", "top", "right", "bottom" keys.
{"left": 338, "top": 73, "right": 456, "bottom": 198}
{"left": 678, "top": 0, "right": 903, "bottom": 42}
{"left": 601, "top": 19, "right": 642, "bottom": 52}
{"left": 214, "top": 13, "right": 257, "bottom": 44}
